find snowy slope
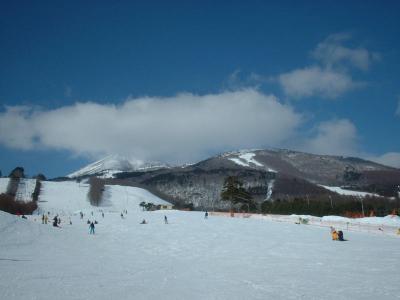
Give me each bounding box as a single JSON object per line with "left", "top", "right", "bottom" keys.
{"left": 0, "top": 209, "right": 399, "bottom": 300}
{"left": 320, "top": 185, "right": 380, "bottom": 197}
{"left": 0, "top": 177, "right": 9, "bottom": 194}
{"left": 0, "top": 178, "right": 37, "bottom": 202}
{"left": 227, "top": 151, "right": 276, "bottom": 172}
{"left": 36, "top": 180, "right": 171, "bottom": 215}
{"left": 68, "top": 154, "right": 170, "bottom": 178}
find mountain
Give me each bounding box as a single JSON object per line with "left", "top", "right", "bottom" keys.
{"left": 68, "top": 149, "right": 400, "bottom": 210}
{"left": 67, "top": 154, "right": 171, "bottom": 178}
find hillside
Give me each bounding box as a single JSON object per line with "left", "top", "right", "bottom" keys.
{"left": 77, "top": 149, "right": 398, "bottom": 210}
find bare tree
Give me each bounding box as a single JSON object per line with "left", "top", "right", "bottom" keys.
{"left": 88, "top": 177, "right": 105, "bottom": 206}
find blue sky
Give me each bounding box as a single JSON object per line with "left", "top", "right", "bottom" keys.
{"left": 1, "top": 0, "right": 400, "bottom": 178}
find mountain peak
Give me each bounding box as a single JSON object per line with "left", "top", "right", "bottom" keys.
{"left": 67, "top": 155, "right": 170, "bottom": 178}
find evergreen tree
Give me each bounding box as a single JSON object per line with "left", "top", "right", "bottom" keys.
{"left": 220, "top": 176, "right": 252, "bottom": 210}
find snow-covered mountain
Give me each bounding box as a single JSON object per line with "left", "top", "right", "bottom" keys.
{"left": 67, "top": 155, "right": 171, "bottom": 178}
{"left": 65, "top": 149, "right": 400, "bottom": 210}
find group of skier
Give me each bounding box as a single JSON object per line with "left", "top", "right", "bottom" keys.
{"left": 36, "top": 208, "right": 210, "bottom": 235}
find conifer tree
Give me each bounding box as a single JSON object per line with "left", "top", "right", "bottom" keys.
{"left": 220, "top": 176, "right": 252, "bottom": 210}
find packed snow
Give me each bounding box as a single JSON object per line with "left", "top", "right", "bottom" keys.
{"left": 320, "top": 185, "right": 380, "bottom": 197}
{"left": 1, "top": 180, "right": 400, "bottom": 299}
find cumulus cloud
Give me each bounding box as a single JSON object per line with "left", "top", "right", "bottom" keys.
{"left": 278, "top": 33, "right": 377, "bottom": 99}
{"left": 302, "top": 119, "right": 358, "bottom": 156}
{"left": 0, "top": 106, "right": 38, "bottom": 149}
{"left": 368, "top": 152, "right": 400, "bottom": 168}
{"left": 278, "top": 66, "right": 357, "bottom": 99}
{"left": 312, "top": 33, "right": 380, "bottom": 71}
{"left": 0, "top": 89, "right": 302, "bottom": 163}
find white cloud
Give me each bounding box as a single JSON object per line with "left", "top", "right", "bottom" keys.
{"left": 312, "top": 33, "right": 380, "bottom": 71}
{"left": 302, "top": 119, "right": 358, "bottom": 156}
{"left": 368, "top": 152, "right": 400, "bottom": 168}
{"left": 277, "top": 33, "right": 377, "bottom": 99}
{"left": 0, "top": 106, "right": 38, "bottom": 150}
{"left": 0, "top": 89, "right": 302, "bottom": 163}
{"left": 278, "top": 66, "right": 357, "bottom": 99}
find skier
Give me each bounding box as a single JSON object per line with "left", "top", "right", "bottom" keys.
{"left": 44, "top": 215, "right": 48, "bottom": 224}
{"left": 58, "top": 217, "right": 61, "bottom": 225}
{"left": 80, "top": 211, "right": 84, "bottom": 219}
{"left": 120, "top": 212, "right": 124, "bottom": 219}
{"left": 164, "top": 215, "right": 168, "bottom": 224}
{"left": 331, "top": 230, "right": 338, "bottom": 241}
{"left": 205, "top": 211, "right": 209, "bottom": 219}
{"left": 102, "top": 212, "right": 104, "bottom": 218}
{"left": 140, "top": 219, "right": 147, "bottom": 224}
{"left": 42, "top": 214, "right": 45, "bottom": 224}
{"left": 89, "top": 222, "right": 95, "bottom": 234}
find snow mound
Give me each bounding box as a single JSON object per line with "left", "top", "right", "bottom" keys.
{"left": 321, "top": 215, "right": 400, "bottom": 226}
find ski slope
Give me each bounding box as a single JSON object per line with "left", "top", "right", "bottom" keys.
{"left": 320, "top": 185, "right": 380, "bottom": 197}
{"left": 1, "top": 211, "right": 400, "bottom": 299}
{"left": 36, "top": 180, "right": 171, "bottom": 215}
{"left": 0, "top": 180, "right": 399, "bottom": 299}
{"left": 0, "top": 177, "right": 9, "bottom": 194}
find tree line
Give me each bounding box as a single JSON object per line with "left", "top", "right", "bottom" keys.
{"left": 220, "top": 176, "right": 400, "bottom": 217}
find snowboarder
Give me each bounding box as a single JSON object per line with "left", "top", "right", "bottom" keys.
{"left": 89, "top": 222, "right": 95, "bottom": 234}
{"left": 53, "top": 216, "right": 59, "bottom": 227}
{"left": 338, "top": 230, "right": 345, "bottom": 241}
{"left": 205, "top": 211, "right": 209, "bottom": 219}
{"left": 164, "top": 215, "right": 168, "bottom": 224}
